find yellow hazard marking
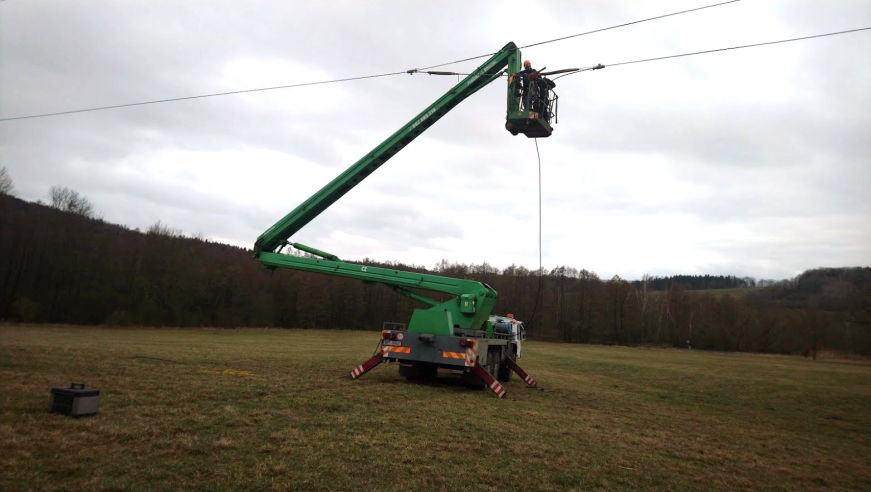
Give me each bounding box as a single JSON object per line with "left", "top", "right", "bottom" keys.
{"left": 442, "top": 351, "right": 465, "bottom": 359}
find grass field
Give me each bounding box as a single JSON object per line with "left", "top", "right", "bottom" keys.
{"left": 1, "top": 324, "right": 869, "bottom": 491}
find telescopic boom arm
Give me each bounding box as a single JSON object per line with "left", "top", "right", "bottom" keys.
{"left": 254, "top": 42, "right": 519, "bottom": 257}
{"left": 252, "top": 42, "right": 551, "bottom": 336}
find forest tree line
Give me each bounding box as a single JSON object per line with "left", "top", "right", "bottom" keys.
{"left": 2, "top": 192, "right": 869, "bottom": 356}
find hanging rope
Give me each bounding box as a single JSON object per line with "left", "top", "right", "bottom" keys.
{"left": 526, "top": 138, "right": 544, "bottom": 331}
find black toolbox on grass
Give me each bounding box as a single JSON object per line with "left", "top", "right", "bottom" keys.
{"left": 50, "top": 382, "right": 99, "bottom": 417}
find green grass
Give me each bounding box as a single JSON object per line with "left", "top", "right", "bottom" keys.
{"left": 1, "top": 324, "right": 869, "bottom": 491}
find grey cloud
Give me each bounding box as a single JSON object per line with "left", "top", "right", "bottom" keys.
{"left": 1, "top": 0, "right": 868, "bottom": 280}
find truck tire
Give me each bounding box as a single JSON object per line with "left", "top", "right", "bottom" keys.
{"left": 461, "top": 371, "right": 485, "bottom": 390}
{"left": 497, "top": 363, "right": 512, "bottom": 382}
{"left": 399, "top": 362, "right": 437, "bottom": 381}
{"left": 498, "top": 344, "right": 517, "bottom": 382}
{"left": 487, "top": 347, "right": 500, "bottom": 376}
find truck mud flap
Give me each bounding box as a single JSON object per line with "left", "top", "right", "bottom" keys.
{"left": 503, "top": 357, "right": 537, "bottom": 388}
{"left": 472, "top": 364, "right": 506, "bottom": 398}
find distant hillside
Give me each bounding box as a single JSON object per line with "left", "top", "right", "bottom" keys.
{"left": 0, "top": 193, "right": 409, "bottom": 329}
{"left": 635, "top": 274, "right": 758, "bottom": 291}
{"left": 746, "top": 267, "right": 871, "bottom": 311}
{"left": 1, "top": 193, "right": 869, "bottom": 355}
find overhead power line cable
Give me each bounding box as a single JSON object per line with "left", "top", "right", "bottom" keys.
{"left": 0, "top": 0, "right": 742, "bottom": 123}
{"left": 0, "top": 71, "right": 406, "bottom": 122}
{"left": 591, "top": 26, "right": 871, "bottom": 72}
{"left": 3, "top": 29, "right": 868, "bottom": 122}
{"left": 522, "top": 0, "right": 742, "bottom": 49}
{"left": 415, "top": 0, "right": 743, "bottom": 71}
{"left": 425, "top": 27, "right": 871, "bottom": 82}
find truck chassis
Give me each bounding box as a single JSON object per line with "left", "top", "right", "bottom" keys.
{"left": 351, "top": 326, "right": 537, "bottom": 398}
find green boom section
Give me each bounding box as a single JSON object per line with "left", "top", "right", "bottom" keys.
{"left": 258, "top": 252, "right": 497, "bottom": 335}
{"left": 252, "top": 42, "right": 534, "bottom": 336}
{"left": 253, "top": 42, "right": 518, "bottom": 256}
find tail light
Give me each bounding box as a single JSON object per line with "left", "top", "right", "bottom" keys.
{"left": 382, "top": 331, "right": 405, "bottom": 341}
{"left": 459, "top": 338, "right": 474, "bottom": 348}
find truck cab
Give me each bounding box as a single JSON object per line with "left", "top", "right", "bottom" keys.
{"left": 489, "top": 314, "right": 526, "bottom": 358}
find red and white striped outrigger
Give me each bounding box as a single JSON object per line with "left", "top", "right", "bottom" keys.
{"left": 350, "top": 346, "right": 537, "bottom": 398}
{"left": 350, "top": 354, "right": 384, "bottom": 380}
{"left": 503, "top": 356, "right": 538, "bottom": 388}
{"left": 471, "top": 364, "right": 506, "bottom": 398}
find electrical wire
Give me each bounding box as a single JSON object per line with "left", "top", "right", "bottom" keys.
{"left": 521, "top": 0, "right": 742, "bottom": 50}
{"left": 14, "top": 23, "right": 857, "bottom": 124}
{"left": 1, "top": 0, "right": 744, "bottom": 123}
{"left": 435, "top": 27, "right": 871, "bottom": 94}
{"left": 0, "top": 71, "right": 406, "bottom": 122}
{"left": 571, "top": 26, "right": 871, "bottom": 74}
{"left": 3, "top": 25, "right": 867, "bottom": 123}
{"left": 415, "top": 0, "right": 743, "bottom": 71}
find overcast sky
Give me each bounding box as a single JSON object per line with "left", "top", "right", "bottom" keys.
{"left": 1, "top": 0, "right": 869, "bottom": 281}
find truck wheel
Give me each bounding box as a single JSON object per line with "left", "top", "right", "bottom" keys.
{"left": 497, "top": 363, "right": 512, "bottom": 382}
{"left": 461, "top": 371, "right": 485, "bottom": 390}
{"left": 488, "top": 348, "right": 500, "bottom": 376}
{"left": 420, "top": 363, "right": 437, "bottom": 381}
{"left": 399, "top": 362, "right": 436, "bottom": 381}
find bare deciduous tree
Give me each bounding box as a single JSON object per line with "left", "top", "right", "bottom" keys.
{"left": 0, "top": 166, "right": 13, "bottom": 195}
{"left": 147, "top": 220, "right": 183, "bottom": 237}
{"left": 49, "top": 186, "right": 94, "bottom": 217}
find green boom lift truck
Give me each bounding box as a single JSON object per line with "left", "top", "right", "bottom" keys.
{"left": 253, "top": 42, "right": 558, "bottom": 398}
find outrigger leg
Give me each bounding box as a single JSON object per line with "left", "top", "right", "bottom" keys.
{"left": 350, "top": 354, "right": 383, "bottom": 379}
{"left": 472, "top": 364, "right": 506, "bottom": 399}
{"left": 504, "top": 357, "right": 538, "bottom": 388}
